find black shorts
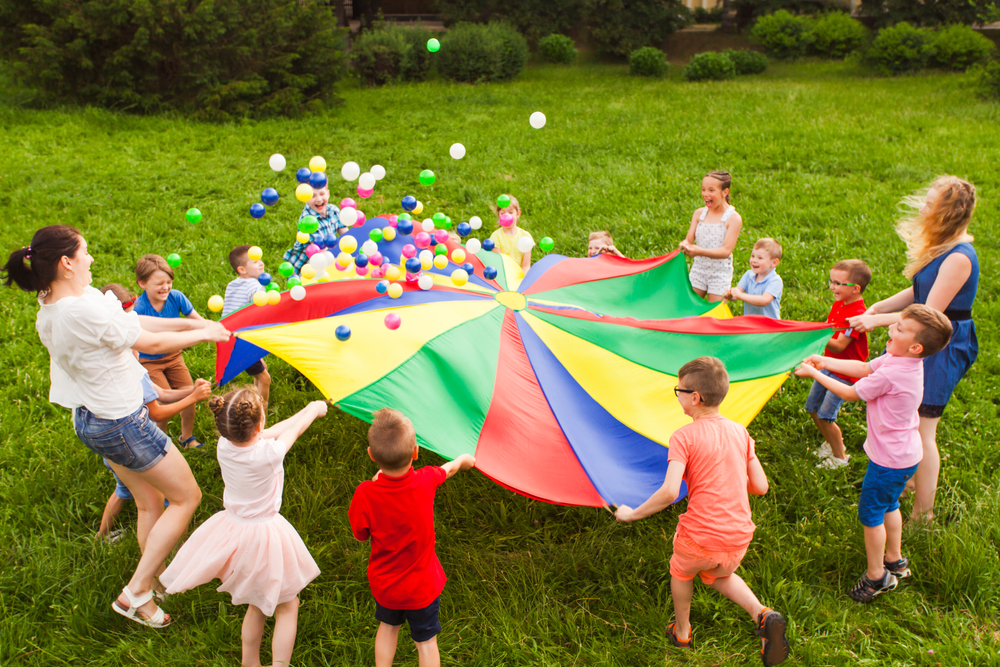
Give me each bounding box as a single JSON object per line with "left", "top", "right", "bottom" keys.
{"left": 245, "top": 359, "right": 266, "bottom": 376}
{"left": 375, "top": 597, "right": 440, "bottom": 643}
{"left": 918, "top": 403, "right": 945, "bottom": 419}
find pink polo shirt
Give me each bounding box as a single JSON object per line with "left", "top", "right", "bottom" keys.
{"left": 853, "top": 354, "right": 923, "bottom": 469}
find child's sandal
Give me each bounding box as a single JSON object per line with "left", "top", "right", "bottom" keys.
{"left": 179, "top": 436, "right": 203, "bottom": 449}
{"left": 668, "top": 622, "right": 693, "bottom": 649}
{"left": 755, "top": 608, "right": 789, "bottom": 667}
{"left": 112, "top": 586, "right": 172, "bottom": 628}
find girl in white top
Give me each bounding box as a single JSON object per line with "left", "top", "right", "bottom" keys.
{"left": 3, "top": 225, "right": 230, "bottom": 629}
{"left": 679, "top": 171, "right": 744, "bottom": 303}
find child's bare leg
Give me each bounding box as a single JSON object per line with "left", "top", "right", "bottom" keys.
{"left": 180, "top": 402, "right": 195, "bottom": 441}
{"left": 375, "top": 622, "right": 401, "bottom": 667}
{"left": 255, "top": 367, "right": 271, "bottom": 406}
{"left": 705, "top": 293, "right": 723, "bottom": 303}
{"left": 271, "top": 597, "right": 299, "bottom": 667}
{"left": 863, "top": 524, "right": 887, "bottom": 581}
{"left": 709, "top": 574, "right": 765, "bottom": 620}
{"left": 97, "top": 493, "right": 127, "bottom": 538}
{"left": 415, "top": 636, "right": 440, "bottom": 667}
{"left": 692, "top": 287, "right": 707, "bottom": 299}
{"left": 241, "top": 604, "right": 266, "bottom": 667}
{"left": 809, "top": 413, "right": 846, "bottom": 459}
{"left": 670, "top": 576, "right": 695, "bottom": 641}
{"left": 884, "top": 510, "right": 903, "bottom": 563}
{"left": 910, "top": 416, "right": 941, "bottom": 522}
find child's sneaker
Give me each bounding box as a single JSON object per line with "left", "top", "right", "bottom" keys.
{"left": 883, "top": 556, "right": 911, "bottom": 579}
{"left": 667, "top": 622, "right": 693, "bottom": 649}
{"left": 812, "top": 442, "right": 832, "bottom": 459}
{"left": 816, "top": 455, "right": 849, "bottom": 469}
{"left": 755, "top": 608, "right": 790, "bottom": 666}
{"left": 848, "top": 571, "right": 898, "bottom": 603}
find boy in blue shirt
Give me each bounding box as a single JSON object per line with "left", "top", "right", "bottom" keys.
{"left": 726, "top": 238, "right": 783, "bottom": 319}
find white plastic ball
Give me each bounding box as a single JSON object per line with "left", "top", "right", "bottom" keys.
{"left": 466, "top": 238, "right": 482, "bottom": 254}
{"left": 517, "top": 236, "right": 535, "bottom": 253}
{"left": 469, "top": 215, "right": 483, "bottom": 230}
{"left": 450, "top": 143, "right": 466, "bottom": 159}
{"left": 529, "top": 111, "right": 547, "bottom": 129}
{"left": 340, "top": 207, "right": 359, "bottom": 226}
{"left": 290, "top": 285, "right": 306, "bottom": 301}
{"left": 421, "top": 219, "right": 435, "bottom": 233}
{"left": 359, "top": 172, "right": 376, "bottom": 190}
{"left": 371, "top": 164, "right": 386, "bottom": 180}
{"left": 341, "top": 161, "right": 361, "bottom": 181}
{"left": 269, "top": 154, "right": 286, "bottom": 171}
{"left": 310, "top": 253, "right": 329, "bottom": 272}
{"left": 362, "top": 240, "right": 379, "bottom": 256}
{"left": 418, "top": 249, "right": 434, "bottom": 264}
{"left": 418, "top": 275, "right": 434, "bottom": 290}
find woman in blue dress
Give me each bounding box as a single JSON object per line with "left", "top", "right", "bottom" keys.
{"left": 850, "top": 176, "right": 978, "bottom": 522}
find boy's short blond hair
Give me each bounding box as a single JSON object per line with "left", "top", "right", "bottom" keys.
{"left": 900, "top": 304, "right": 952, "bottom": 358}
{"left": 832, "top": 259, "right": 871, "bottom": 293}
{"left": 589, "top": 230, "right": 613, "bottom": 245}
{"left": 678, "top": 357, "right": 729, "bottom": 407}
{"left": 136, "top": 254, "right": 174, "bottom": 284}
{"left": 753, "top": 238, "right": 782, "bottom": 260}
{"left": 368, "top": 408, "right": 417, "bottom": 470}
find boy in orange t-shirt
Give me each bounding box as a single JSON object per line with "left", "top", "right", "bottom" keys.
{"left": 615, "top": 357, "right": 789, "bottom": 667}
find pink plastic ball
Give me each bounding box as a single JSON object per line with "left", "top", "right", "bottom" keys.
{"left": 384, "top": 313, "right": 401, "bottom": 330}
{"left": 340, "top": 198, "right": 357, "bottom": 209}
{"left": 434, "top": 229, "right": 449, "bottom": 244}
{"left": 370, "top": 267, "right": 383, "bottom": 279}
{"left": 355, "top": 265, "right": 369, "bottom": 277}
{"left": 356, "top": 210, "right": 367, "bottom": 226}
{"left": 357, "top": 186, "right": 374, "bottom": 198}
{"left": 389, "top": 214, "right": 399, "bottom": 226}
{"left": 405, "top": 272, "right": 419, "bottom": 283}
{"left": 401, "top": 244, "right": 417, "bottom": 259}
{"left": 499, "top": 212, "right": 514, "bottom": 227}
{"left": 414, "top": 232, "right": 431, "bottom": 249}
{"left": 369, "top": 252, "right": 383, "bottom": 266}
{"left": 305, "top": 243, "right": 321, "bottom": 258}
{"left": 334, "top": 262, "right": 348, "bottom": 272}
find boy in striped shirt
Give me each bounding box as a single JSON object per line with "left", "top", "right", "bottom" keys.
{"left": 222, "top": 245, "right": 271, "bottom": 403}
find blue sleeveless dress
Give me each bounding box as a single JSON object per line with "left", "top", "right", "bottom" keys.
{"left": 912, "top": 243, "right": 978, "bottom": 409}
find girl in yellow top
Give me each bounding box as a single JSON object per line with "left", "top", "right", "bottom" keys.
{"left": 489, "top": 195, "right": 533, "bottom": 273}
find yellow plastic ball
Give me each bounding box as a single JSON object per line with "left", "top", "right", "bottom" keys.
{"left": 318, "top": 271, "right": 331, "bottom": 282}
{"left": 413, "top": 201, "right": 424, "bottom": 215}
{"left": 420, "top": 256, "right": 433, "bottom": 271}
{"left": 296, "top": 231, "right": 310, "bottom": 244}
{"left": 309, "top": 155, "right": 327, "bottom": 173}
{"left": 296, "top": 183, "right": 313, "bottom": 203}
{"left": 433, "top": 255, "right": 449, "bottom": 270}
{"left": 266, "top": 290, "right": 281, "bottom": 305}
{"left": 388, "top": 283, "right": 403, "bottom": 299}
{"left": 451, "top": 248, "right": 466, "bottom": 264}
{"left": 339, "top": 235, "right": 358, "bottom": 254}
{"left": 383, "top": 226, "right": 396, "bottom": 241}
{"left": 208, "top": 295, "right": 225, "bottom": 313}
{"left": 385, "top": 265, "right": 402, "bottom": 281}
{"left": 252, "top": 291, "right": 268, "bottom": 307}
{"left": 337, "top": 252, "right": 353, "bottom": 268}
{"left": 247, "top": 246, "right": 263, "bottom": 261}
{"left": 301, "top": 264, "right": 317, "bottom": 280}
{"left": 451, "top": 269, "right": 469, "bottom": 287}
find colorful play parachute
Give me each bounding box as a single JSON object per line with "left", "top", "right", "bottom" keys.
{"left": 216, "top": 219, "right": 831, "bottom": 508}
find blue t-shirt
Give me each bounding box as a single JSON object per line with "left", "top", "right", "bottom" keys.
{"left": 736, "top": 269, "right": 783, "bottom": 319}
{"left": 134, "top": 289, "right": 194, "bottom": 360}
{"left": 140, "top": 371, "right": 160, "bottom": 404}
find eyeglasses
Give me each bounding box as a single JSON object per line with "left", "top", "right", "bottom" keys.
{"left": 828, "top": 279, "right": 858, "bottom": 288}
{"left": 673, "top": 387, "right": 697, "bottom": 396}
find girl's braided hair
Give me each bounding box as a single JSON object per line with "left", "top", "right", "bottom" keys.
{"left": 208, "top": 387, "right": 264, "bottom": 443}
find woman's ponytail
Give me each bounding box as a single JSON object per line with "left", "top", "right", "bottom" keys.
{"left": 3, "top": 225, "right": 82, "bottom": 294}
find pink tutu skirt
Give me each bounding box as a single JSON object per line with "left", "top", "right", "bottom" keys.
{"left": 160, "top": 510, "right": 320, "bottom": 617}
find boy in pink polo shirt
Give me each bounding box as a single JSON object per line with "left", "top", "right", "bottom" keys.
{"left": 615, "top": 357, "right": 789, "bottom": 667}
{"left": 349, "top": 408, "right": 475, "bottom": 667}
{"left": 796, "top": 304, "right": 952, "bottom": 602}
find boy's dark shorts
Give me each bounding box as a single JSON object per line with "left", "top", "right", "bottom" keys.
{"left": 375, "top": 597, "right": 440, "bottom": 642}
{"left": 858, "top": 460, "right": 919, "bottom": 527}
{"left": 245, "top": 359, "right": 266, "bottom": 376}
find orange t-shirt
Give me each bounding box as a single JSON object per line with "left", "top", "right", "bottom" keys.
{"left": 668, "top": 415, "right": 757, "bottom": 551}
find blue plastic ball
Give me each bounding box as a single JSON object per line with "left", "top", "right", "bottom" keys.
{"left": 335, "top": 325, "right": 351, "bottom": 342}
{"left": 401, "top": 195, "right": 417, "bottom": 211}
{"left": 261, "top": 188, "right": 279, "bottom": 206}
{"left": 296, "top": 167, "right": 312, "bottom": 184}
{"left": 482, "top": 239, "right": 495, "bottom": 252}
{"left": 397, "top": 219, "right": 414, "bottom": 236}
{"left": 314, "top": 234, "right": 327, "bottom": 249}
{"left": 258, "top": 272, "right": 272, "bottom": 287}
{"left": 462, "top": 262, "right": 475, "bottom": 274}
{"left": 325, "top": 233, "right": 338, "bottom": 247}
{"left": 429, "top": 237, "right": 438, "bottom": 247}
{"left": 484, "top": 266, "right": 498, "bottom": 280}
{"left": 456, "top": 222, "right": 472, "bottom": 237}
{"left": 309, "top": 171, "right": 328, "bottom": 189}
{"left": 355, "top": 253, "right": 369, "bottom": 268}
{"left": 250, "top": 203, "right": 266, "bottom": 219}
{"left": 405, "top": 257, "right": 423, "bottom": 274}
{"left": 376, "top": 280, "right": 389, "bottom": 294}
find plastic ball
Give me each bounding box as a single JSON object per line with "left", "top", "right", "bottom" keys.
{"left": 334, "top": 261, "right": 349, "bottom": 272}
{"left": 419, "top": 249, "right": 434, "bottom": 265}
{"left": 324, "top": 233, "right": 338, "bottom": 247}
{"left": 287, "top": 276, "right": 302, "bottom": 287}
{"left": 298, "top": 216, "right": 320, "bottom": 234}
{"left": 269, "top": 154, "right": 286, "bottom": 171}
{"left": 266, "top": 282, "right": 280, "bottom": 292}
{"left": 318, "top": 271, "right": 331, "bottom": 282}
{"left": 340, "top": 207, "right": 358, "bottom": 227}
{"left": 529, "top": 111, "right": 547, "bottom": 129}
{"left": 355, "top": 253, "right": 369, "bottom": 268}
{"left": 540, "top": 237, "right": 555, "bottom": 252}
{"left": 266, "top": 290, "right": 281, "bottom": 305}
{"left": 386, "top": 265, "right": 402, "bottom": 281}
{"left": 186, "top": 208, "right": 202, "bottom": 224}
{"left": 258, "top": 272, "right": 272, "bottom": 287}
{"left": 387, "top": 283, "right": 403, "bottom": 299}
{"left": 337, "top": 252, "right": 353, "bottom": 268}
{"left": 359, "top": 172, "right": 376, "bottom": 190}
{"left": 261, "top": 188, "right": 279, "bottom": 206}
{"left": 483, "top": 239, "right": 495, "bottom": 252}
{"left": 413, "top": 201, "right": 424, "bottom": 216}
{"left": 497, "top": 194, "right": 511, "bottom": 209}
{"left": 517, "top": 236, "right": 534, "bottom": 254}
{"left": 405, "top": 257, "right": 422, "bottom": 274}
{"left": 305, "top": 243, "right": 321, "bottom": 258}
{"left": 339, "top": 235, "right": 358, "bottom": 254}
{"left": 335, "top": 325, "right": 351, "bottom": 341}
{"left": 427, "top": 38, "right": 440, "bottom": 53}
{"left": 290, "top": 284, "right": 306, "bottom": 301}
{"left": 356, "top": 186, "right": 372, "bottom": 198}
{"left": 397, "top": 219, "right": 414, "bottom": 236}
{"left": 433, "top": 255, "right": 449, "bottom": 269}
{"left": 369, "top": 251, "right": 383, "bottom": 266}
{"left": 405, "top": 271, "right": 419, "bottom": 283}
{"left": 372, "top": 165, "right": 386, "bottom": 180}
{"left": 355, "top": 210, "right": 367, "bottom": 226}
{"left": 356, "top": 265, "right": 369, "bottom": 277}
{"left": 469, "top": 215, "right": 482, "bottom": 230}
{"left": 208, "top": 295, "right": 224, "bottom": 312}
{"left": 382, "top": 227, "right": 396, "bottom": 242}
{"left": 385, "top": 312, "right": 402, "bottom": 329}
{"left": 456, "top": 222, "right": 472, "bottom": 237}
{"left": 418, "top": 275, "right": 434, "bottom": 290}
{"left": 419, "top": 170, "right": 436, "bottom": 186}
{"left": 401, "top": 196, "right": 417, "bottom": 212}
{"left": 414, "top": 232, "right": 431, "bottom": 249}
{"left": 362, "top": 240, "right": 378, "bottom": 256}
{"left": 451, "top": 269, "right": 469, "bottom": 287}
{"left": 376, "top": 280, "right": 389, "bottom": 294}
{"left": 499, "top": 212, "right": 514, "bottom": 227}
{"left": 340, "top": 197, "right": 357, "bottom": 209}
{"left": 295, "top": 183, "right": 313, "bottom": 203}
{"left": 296, "top": 231, "right": 310, "bottom": 244}
{"left": 308, "top": 171, "right": 328, "bottom": 189}
{"left": 434, "top": 243, "right": 448, "bottom": 256}
{"left": 421, "top": 219, "right": 435, "bottom": 233}
{"left": 301, "top": 264, "right": 317, "bottom": 280}
{"left": 167, "top": 253, "right": 182, "bottom": 268}
{"left": 370, "top": 267, "right": 384, "bottom": 279}
{"left": 367, "top": 228, "right": 383, "bottom": 244}
{"left": 296, "top": 167, "right": 312, "bottom": 184}
{"left": 309, "top": 156, "right": 327, "bottom": 173}
{"left": 484, "top": 266, "right": 498, "bottom": 280}
{"left": 252, "top": 291, "right": 268, "bottom": 306}
{"left": 341, "top": 161, "right": 361, "bottom": 181}
{"left": 462, "top": 262, "right": 475, "bottom": 274}
{"left": 451, "top": 248, "right": 467, "bottom": 264}
{"left": 430, "top": 212, "right": 444, "bottom": 226}
{"left": 401, "top": 244, "right": 417, "bottom": 259}
{"left": 466, "top": 238, "right": 482, "bottom": 254}
{"left": 433, "top": 229, "right": 449, "bottom": 244}
{"left": 450, "top": 143, "right": 466, "bottom": 159}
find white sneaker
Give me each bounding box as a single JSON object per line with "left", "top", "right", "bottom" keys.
{"left": 817, "top": 455, "right": 850, "bottom": 469}
{"left": 812, "top": 442, "right": 833, "bottom": 459}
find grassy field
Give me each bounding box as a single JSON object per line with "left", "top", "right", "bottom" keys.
{"left": 1, "top": 60, "right": 999, "bottom": 666}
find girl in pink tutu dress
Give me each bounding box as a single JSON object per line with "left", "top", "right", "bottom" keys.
{"left": 160, "top": 387, "right": 327, "bottom": 667}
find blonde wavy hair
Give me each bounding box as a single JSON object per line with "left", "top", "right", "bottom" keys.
{"left": 896, "top": 176, "right": 975, "bottom": 279}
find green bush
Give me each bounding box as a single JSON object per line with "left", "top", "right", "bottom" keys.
{"left": 809, "top": 12, "right": 870, "bottom": 59}
{"left": 733, "top": 0, "right": 830, "bottom": 31}
{"left": 437, "top": 22, "right": 529, "bottom": 83}
{"left": 930, "top": 24, "right": 997, "bottom": 71}
{"left": 693, "top": 6, "right": 724, "bottom": 23}
{"left": 976, "top": 59, "right": 1000, "bottom": 99}
{"left": 435, "top": 0, "right": 586, "bottom": 43}
{"left": 352, "top": 25, "right": 434, "bottom": 86}
{"left": 588, "top": 0, "right": 689, "bottom": 59}
{"left": 724, "top": 49, "right": 770, "bottom": 75}
{"left": 860, "top": 0, "right": 1000, "bottom": 29}
{"left": 867, "top": 22, "right": 933, "bottom": 74}
{"left": 629, "top": 47, "right": 669, "bottom": 77}
{"left": 750, "top": 10, "right": 814, "bottom": 59}
{"left": 683, "top": 51, "right": 737, "bottom": 81}
{"left": 539, "top": 34, "right": 578, "bottom": 64}
{"left": 0, "top": 0, "right": 346, "bottom": 120}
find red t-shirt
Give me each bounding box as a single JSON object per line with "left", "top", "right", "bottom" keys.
{"left": 825, "top": 298, "right": 869, "bottom": 383}
{"left": 349, "top": 466, "right": 448, "bottom": 609}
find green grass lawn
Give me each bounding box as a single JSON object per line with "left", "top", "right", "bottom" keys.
{"left": 1, "top": 60, "right": 999, "bottom": 666}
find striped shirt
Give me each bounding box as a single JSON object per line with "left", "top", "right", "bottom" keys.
{"left": 282, "top": 204, "right": 344, "bottom": 272}
{"left": 223, "top": 277, "right": 264, "bottom": 317}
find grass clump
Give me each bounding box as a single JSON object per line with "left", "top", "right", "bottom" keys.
{"left": 629, "top": 47, "right": 669, "bottom": 78}
{"left": 724, "top": 49, "right": 770, "bottom": 75}
{"left": 437, "top": 22, "right": 529, "bottom": 83}
{"left": 539, "top": 34, "right": 578, "bottom": 64}
{"left": 683, "top": 51, "right": 737, "bottom": 81}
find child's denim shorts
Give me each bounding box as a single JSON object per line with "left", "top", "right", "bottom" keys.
{"left": 805, "top": 369, "right": 852, "bottom": 421}
{"left": 75, "top": 405, "right": 171, "bottom": 473}
{"left": 375, "top": 597, "right": 441, "bottom": 642}
{"left": 858, "top": 461, "right": 919, "bottom": 527}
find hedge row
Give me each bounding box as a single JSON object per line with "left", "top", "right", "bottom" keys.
{"left": 684, "top": 50, "right": 769, "bottom": 81}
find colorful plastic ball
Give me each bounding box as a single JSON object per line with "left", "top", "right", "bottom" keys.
{"left": 355, "top": 253, "right": 369, "bottom": 268}
{"left": 298, "top": 216, "right": 320, "bottom": 234}
{"left": 414, "top": 232, "right": 432, "bottom": 249}
{"left": 290, "top": 284, "right": 306, "bottom": 301}
{"left": 337, "top": 235, "right": 357, "bottom": 254}
{"left": 434, "top": 244, "right": 448, "bottom": 256}
{"left": 252, "top": 291, "right": 268, "bottom": 306}
{"left": 433, "top": 255, "right": 449, "bottom": 269}
{"left": 529, "top": 111, "right": 547, "bottom": 129}
{"left": 483, "top": 239, "right": 495, "bottom": 252}
{"left": 418, "top": 275, "right": 434, "bottom": 290}
{"left": 499, "top": 212, "right": 514, "bottom": 227}
{"left": 296, "top": 167, "right": 312, "bottom": 184}
{"left": 355, "top": 210, "right": 367, "bottom": 226}
{"left": 309, "top": 156, "right": 327, "bottom": 173}
{"left": 324, "top": 233, "right": 338, "bottom": 248}
{"left": 295, "top": 183, "right": 313, "bottom": 203}
{"left": 405, "top": 271, "right": 419, "bottom": 283}
{"left": 419, "top": 252, "right": 434, "bottom": 270}
{"left": 318, "top": 271, "right": 331, "bottom": 282}
{"left": 266, "top": 290, "right": 281, "bottom": 305}
{"left": 269, "top": 154, "right": 286, "bottom": 171}
{"left": 261, "top": 188, "right": 279, "bottom": 206}
{"left": 517, "top": 236, "right": 534, "bottom": 254}
{"left": 266, "top": 282, "right": 280, "bottom": 292}
{"left": 296, "top": 231, "right": 310, "bottom": 244}
{"left": 540, "top": 237, "right": 555, "bottom": 252}
{"left": 497, "top": 194, "right": 511, "bottom": 209}
{"left": 356, "top": 265, "right": 369, "bottom": 277}
{"left": 308, "top": 171, "right": 328, "bottom": 189}
{"left": 456, "top": 222, "right": 472, "bottom": 237}
{"left": 371, "top": 267, "right": 384, "bottom": 279}
{"left": 451, "top": 248, "right": 467, "bottom": 264}
{"left": 167, "top": 253, "right": 182, "bottom": 268}
{"left": 419, "top": 170, "right": 436, "bottom": 186}
{"left": 385, "top": 312, "right": 402, "bottom": 329}
{"left": 405, "top": 257, "right": 422, "bottom": 274}
{"left": 340, "top": 207, "right": 359, "bottom": 227}
{"left": 413, "top": 201, "right": 424, "bottom": 216}
{"left": 397, "top": 219, "right": 414, "bottom": 236}
{"left": 376, "top": 280, "right": 389, "bottom": 294}
{"left": 362, "top": 240, "right": 378, "bottom": 256}
{"left": 372, "top": 165, "right": 386, "bottom": 180}
{"left": 357, "top": 186, "right": 373, "bottom": 199}
{"left": 301, "top": 264, "right": 317, "bottom": 280}
{"left": 387, "top": 283, "right": 403, "bottom": 299}
{"left": 469, "top": 215, "right": 482, "bottom": 230}
{"left": 451, "top": 269, "right": 469, "bottom": 287}
{"left": 208, "top": 295, "right": 224, "bottom": 312}
{"left": 359, "top": 172, "right": 376, "bottom": 190}
{"left": 429, "top": 236, "right": 438, "bottom": 247}
{"left": 186, "top": 208, "right": 202, "bottom": 224}
{"left": 419, "top": 219, "right": 434, "bottom": 233}
{"left": 337, "top": 252, "right": 353, "bottom": 268}
{"left": 433, "top": 229, "right": 449, "bottom": 244}
{"left": 335, "top": 325, "right": 351, "bottom": 341}
{"left": 461, "top": 262, "right": 474, "bottom": 275}
{"left": 247, "top": 246, "right": 263, "bottom": 261}
{"left": 340, "top": 198, "right": 356, "bottom": 210}
{"left": 287, "top": 276, "right": 302, "bottom": 287}
{"left": 369, "top": 251, "right": 383, "bottom": 266}
{"left": 432, "top": 212, "right": 446, "bottom": 225}
{"left": 466, "top": 238, "right": 482, "bottom": 254}
{"left": 386, "top": 265, "right": 402, "bottom": 281}
{"left": 401, "top": 244, "right": 417, "bottom": 259}
{"left": 401, "top": 195, "right": 417, "bottom": 212}
{"left": 427, "top": 38, "right": 440, "bottom": 53}
{"left": 305, "top": 243, "right": 321, "bottom": 258}
{"left": 258, "top": 272, "right": 272, "bottom": 287}
{"left": 334, "top": 261, "right": 348, "bottom": 272}
{"left": 399, "top": 212, "right": 412, "bottom": 221}
{"left": 341, "top": 161, "right": 361, "bottom": 181}
{"left": 484, "top": 266, "right": 498, "bottom": 280}
{"left": 450, "top": 143, "right": 465, "bottom": 159}
{"left": 382, "top": 227, "right": 396, "bottom": 242}
{"left": 442, "top": 216, "right": 452, "bottom": 230}
{"left": 366, "top": 228, "right": 383, "bottom": 244}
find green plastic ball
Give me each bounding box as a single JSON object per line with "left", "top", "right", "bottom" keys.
{"left": 427, "top": 38, "right": 440, "bottom": 53}
{"left": 540, "top": 237, "right": 555, "bottom": 252}
{"left": 298, "top": 216, "right": 320, "bottom": 234}
{"left": 167, "top": 253, "right": 182, "bottom": 268}
{"left": 443, "top": 216, "right": 452, "bottom": 229}
{"left": 287, "top": 276, "right": 302, "bottom": 287}
{"left": 369, "top": 228, "right": 384, "bottom": 243}
{"left": 432, "top": 212, "right": 446, "bottom": 225}
{"left": 279, "top": 261, "right": 295, "bottom": 278}
{"left": 398, "top": 213, "right": 412, "bottom": 221}
{"left": 497, "top": 195, "right": 511, "bottom": 209}
{"left": 266, "top": 282, "right": 280, "bottom": 292}
{"left": 185, "top": 208, "right": 202, "bottom": 224}
{"left": 434, "top": 244, "right": 449, "bottom": 256}
{"left": 419, "top": 169, "right": 436, "bottom": 186}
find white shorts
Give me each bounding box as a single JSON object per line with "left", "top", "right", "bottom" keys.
{"left": 689, "top": 260, "right": 733, "bottom": 296}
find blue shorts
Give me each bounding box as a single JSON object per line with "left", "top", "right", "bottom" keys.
{"left": 103, "top": 458, "right": 134, "bottom": 500}
{"left": 805, "top": 369, "right": 851, "bottom": 422}
{"left": 858, "top": 461, "right": 919, "bottom": 527}
{"left": 375, "top": 597, "right": 441, "bottom": 643}
{"left": 246, "top": 359, "right": 266, "bottom": 376}
{"left": 75, "top": 405, "right": 171, "bottom": 473}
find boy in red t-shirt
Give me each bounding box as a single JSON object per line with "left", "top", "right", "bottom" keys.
{"left": 615, "top": 357, "right": 789, "bottom": 666}
{"left": 806, "top": 259, "right": 871, "bottom": 469}
{"left": 349, "top": 408, "right": 475, "bottom": 667}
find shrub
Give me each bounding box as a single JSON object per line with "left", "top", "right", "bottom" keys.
{"left": 724, "top": 50, "right": 770, "bottom": 75}
{"left": 867, "top": 22, "right": 933, "bottom": 74}
{"left": 629, "top": 47, "right": 669, "bottom": 77}
{"left": 693, "top": 6, "right": 724, "bottom": 23}
{"left": 683, "top": 51, "right": 737, "bottom": 81}
{"left": 976, "top": 60, "right": 1000, "bottom": 99}
{"left": 437, "top": 22, "right": 529, "bottom": 83}
{"left": 733, "top": 0, "right": 830, "bottom": 31}
{"left": 0, "top": 0, "right": 346, "bottom": 120}
{"left": 435, "top": 0, "right": 586, "bottom": 43}
{"left": 930, "top": 24, "right": 997, "bottom": 71}
{"left": 750, "top": 10, "right": 814, "bottom": 59}
{"left": 352, "top": 25, "right": 434, "bottom": 86}
{"left": 588, "top": 0, "right": 689, "bottom": 59}
{"left": 539, "top": 34, "right": 578, "bottom": 64}
{"left": 859, "top": 0, "right": 1000, "bottom": 29}
{"left": 809, "top": 12, "right": 870, "bottom": 59}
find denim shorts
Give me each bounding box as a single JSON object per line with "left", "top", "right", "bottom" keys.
{"left": 804, "top": 369, "right": 851, "bottom": 422}
{"left": 858, "top": 461, "right": 919, "bottom": 527}
{"left": 375, "top": 597, "right": 441, "bottom": 643}
{"left": 74, "top": 404, "right": 171, "bottom": 473}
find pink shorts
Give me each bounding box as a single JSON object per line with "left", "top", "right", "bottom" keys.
{"left": 669, "top": 533, "right": 748, "bottom": 585}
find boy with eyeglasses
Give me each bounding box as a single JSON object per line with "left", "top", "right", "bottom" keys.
{"left": 806, "top": 259, "right": 872, "bottom": 468}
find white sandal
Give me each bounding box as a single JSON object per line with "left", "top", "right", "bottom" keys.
{"left": 112, "top": 586, "right": 171, "bottom": 628}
